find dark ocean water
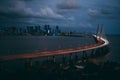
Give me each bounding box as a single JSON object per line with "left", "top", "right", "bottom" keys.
{"left": 107, "top": 35, "right": 120, "bottom": 63}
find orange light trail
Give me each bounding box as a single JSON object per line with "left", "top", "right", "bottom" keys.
{"left": 0, "top": 36, "right": 109, "bottom": 61}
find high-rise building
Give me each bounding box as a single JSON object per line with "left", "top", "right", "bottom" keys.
{"left": 55, "top": 26, "right": 61, "bottom": 36}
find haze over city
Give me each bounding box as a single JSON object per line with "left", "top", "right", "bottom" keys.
{"left": 0, "top": 0, "right": 120, "bottom": 34}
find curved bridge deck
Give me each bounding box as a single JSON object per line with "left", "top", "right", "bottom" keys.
{"left": 0, "top": 35, "right": 109, "bottom": 61}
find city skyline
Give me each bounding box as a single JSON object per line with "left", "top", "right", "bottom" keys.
{"left": 0, "top": 0, "right": 120, "bottom": 34}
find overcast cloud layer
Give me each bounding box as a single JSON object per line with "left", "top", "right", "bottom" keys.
{"left": 0, "top": 0, "right": 120, "bottom": 34}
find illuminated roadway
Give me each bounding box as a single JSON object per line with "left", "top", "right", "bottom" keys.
{"left": 0, "top": 35, "right": 109, "bottom": 61}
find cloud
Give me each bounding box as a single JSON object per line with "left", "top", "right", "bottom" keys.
{"left": 88, "top": 8, "right": 100, "bottom": 17}
{"left": 38, "top": 7, "right": 64, "bottom": 20}
{"left": 57, "top": 0, "right": 80, "bottom": 9}
{"left": 0, "top": 0, "right": 65, "bottom": 25}
{"left": 0, "top": 0, "right": 34, "bottom": 18}
{"left": 67, "top": 17, "right": 75, "bottom": 21}
{"left": 88, "top": 8, "right": 116, "bottom": 19}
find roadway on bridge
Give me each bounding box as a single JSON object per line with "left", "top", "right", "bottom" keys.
{"left": 0, "top": 35, "right": 109, "bottom": 61}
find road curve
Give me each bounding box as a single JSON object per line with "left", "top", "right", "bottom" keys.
{"left": 0, "top": 35, "right": 109, "bottom": 61}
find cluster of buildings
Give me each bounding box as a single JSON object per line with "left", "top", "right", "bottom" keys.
{"left": 0, "top": 25, "right": 62, "bottom": 36}
{"left": 0, "top": 25, "right": 86, "bottom": 37}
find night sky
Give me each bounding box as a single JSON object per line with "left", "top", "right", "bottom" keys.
{"left": 0, "top": 0, "right": 120, "bottom": 34}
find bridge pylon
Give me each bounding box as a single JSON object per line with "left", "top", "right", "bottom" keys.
{"left": 96, "top": 24, "right": 106, "bottom": 39}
